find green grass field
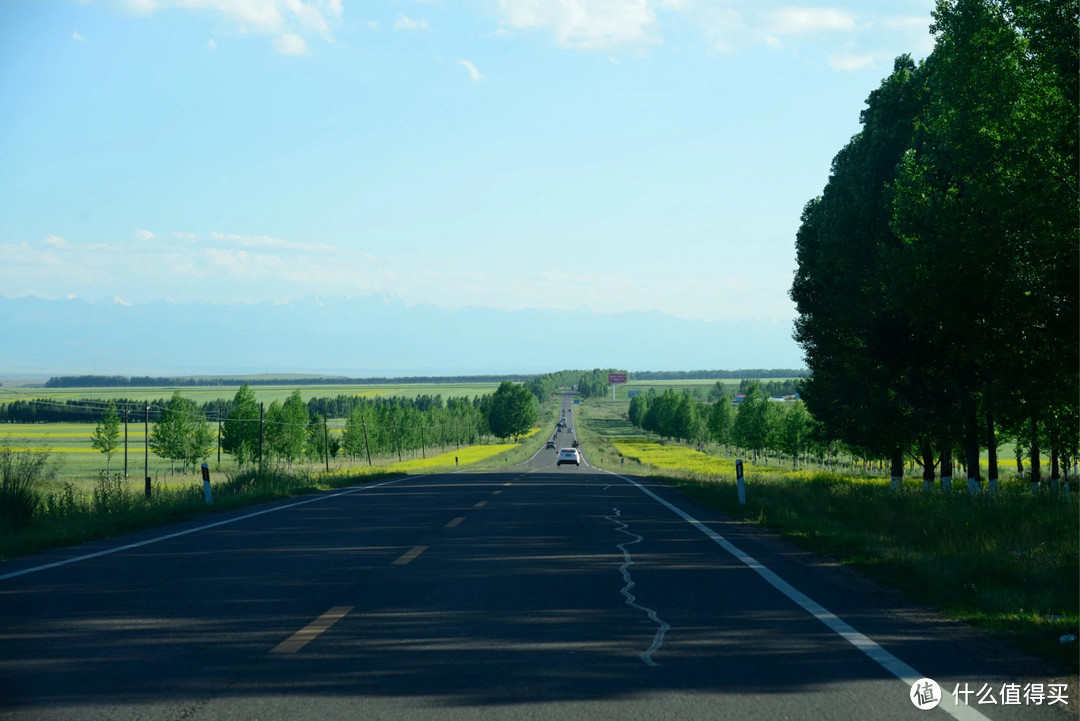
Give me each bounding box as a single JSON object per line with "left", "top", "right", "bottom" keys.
{"left": 0, "top": 417, "right": 487, "bottom": 491}
{"left": 0, "top": 381, "right": 500, "bottom": 407}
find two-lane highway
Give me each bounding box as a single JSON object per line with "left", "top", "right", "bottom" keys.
{"left": 0, "top": 401, "right": 1070, "bottom": 720}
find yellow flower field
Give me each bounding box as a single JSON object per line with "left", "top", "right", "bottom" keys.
{"left": 317, "top": 443, "right": 517, "bottom": 481}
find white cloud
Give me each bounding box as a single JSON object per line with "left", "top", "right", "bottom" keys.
{"left": 367, "top": 19, "right": 380, "bottom": 30}
{"left": 764, "top": 34, "right": 781, "bottom": 48}
{"left": 133, "top": 229, "right": 156, "bottom": 241}
{"left": 44, "top": 234, "right": 69, "bottom": 248}
{"left": 765, "top": 7, "right": 856, "bottom": 35}
{"left": 496, "top": 0, "right": 656, "bottom": 49}
{"left": 113, "top": 296, "right": 133, "bottom": 306}
{"left": 207, "top": 38, "right": 217, "bottom": 50}
{"left": 395, "top": 15, "right": 430, "bottom": 30}
{"left": 127, "top": 0, "right": 157, "bottom": 14}
{"left": 274, "top": 32, "right": 307, "bottom": 55}
{"left": 125, "top": 0, "right": 341, "bottom": 50}
{"left": 883, "top": 15, "right": 932, "bottom": 30}
{"left": 828, "top": 53, "right": 875, "bottom": 71}
{"left": 457, "top": 59, "right": 484, "bottom": 82}
{"left": 694, "top": 7, "right": 745, "bottom": 52}
{"left": 204, "top": 231, "right": 342, "bottom": 253}
{"left": 72, "top": 31, "right": 85, "bottom": 41}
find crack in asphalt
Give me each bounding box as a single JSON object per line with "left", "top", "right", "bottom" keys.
{"left": 606, "top": 507, "right": 671, "bottom": 668}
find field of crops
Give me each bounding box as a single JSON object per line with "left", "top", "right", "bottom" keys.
{"left": 0, "top": 382, "right": 500, "bottom": 407}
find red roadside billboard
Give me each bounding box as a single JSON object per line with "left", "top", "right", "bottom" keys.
{"left": 608, "top": 373, "right": 627, "bottom": 384}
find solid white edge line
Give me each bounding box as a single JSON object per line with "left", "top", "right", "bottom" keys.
{"left": 0, "top": 475, "right": 422, "bottom": 582}
{"left": 602, "top": 468, "right": 992, "bottom": 721}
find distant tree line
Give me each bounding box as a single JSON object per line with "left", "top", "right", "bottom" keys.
{"left": 632, "top": 369, "right": 807, "bottom": 381}
{"left": 42, "top": 374, "right": 537, "bottom": 388}
{"left": 790, "top": 0, "right": 1078, "bottom": 492}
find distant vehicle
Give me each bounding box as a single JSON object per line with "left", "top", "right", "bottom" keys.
{"left": 545, "top": 440, "right": 556, "bottom": 449}
{"left": 571, "top": 440, "right": 579, "bottom": 448}
{"left": 557, "top": 448, "right": 581, "bottom": 466}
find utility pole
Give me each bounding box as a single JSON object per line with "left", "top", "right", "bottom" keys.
{"left": 259, "top": 402, "right": 265, "bottom": 472}
{"left": 144, "top": 402, "right": 150, "bottom": 500}
{"left": 323, "top": 417, "right": 330, "bottom": 472}
{"left": 123, "top": 408, "right": 129, "bottom": 479}
{"left": 217, "top": 400, "right": 222, "bottom": 466}
{"left": 361, "top": 416, "right": 372, "bottom": 466}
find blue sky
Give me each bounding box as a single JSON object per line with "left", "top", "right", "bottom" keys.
{"left": 0, "top": 0, "right": 936, "bottom": 324}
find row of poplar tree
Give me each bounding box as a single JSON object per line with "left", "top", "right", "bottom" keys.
{"left": 91, "top": 381, "right": 539, "bottom": 474}
{"left": 628, "top": 384, "right": 815, "bottom": 468}
{"left": 790, "top": 0, "right": 1078, "bottom": 492}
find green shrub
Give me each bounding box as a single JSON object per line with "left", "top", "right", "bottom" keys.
{"left": 0, "top": 444, "right": 57, "bottom": 531}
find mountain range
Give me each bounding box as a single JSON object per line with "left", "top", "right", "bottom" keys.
{"left": 0, "top": 295, "right": 803, "bottom": 377}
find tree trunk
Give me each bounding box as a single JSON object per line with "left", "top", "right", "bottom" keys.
{"left": 921, "top": 440, "right": 936, "bottom": 491}
{"left": 1029, "top": 416, "right": 1041, "bottom": 494}
{"left": 1050, "top": 427, "right": 1060, "bottom": 493}
{"left": 940, "top": 445, "right": 952, "bottom": 494}
{"left": 964, "top": 401, "right": 981, "bottom": 495}
{"left": 985, "top": 409, "right": 998, "bottom": 494}
{"left": 890, "top": 448, "right": 904, "bottom": 492}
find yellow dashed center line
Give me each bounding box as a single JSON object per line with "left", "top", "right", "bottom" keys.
{"left": 392, "top": 545, "right": 429, "bottom": 565}
{"left": 444, "top": 516, "right": 465, "bottom": 528}
{"left": 270, "top": 606, "right": 353, "bottom": 655}
{"left": 473, "top": 500, "right": 487, "bottom": 509}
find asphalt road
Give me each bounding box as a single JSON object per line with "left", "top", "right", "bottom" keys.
{"left": 0, "top": 398, "right": 1074, "bottom": 720}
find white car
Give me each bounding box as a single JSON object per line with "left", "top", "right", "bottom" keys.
{"left": 556, "top": 448, "right": 581, "bottom": 466}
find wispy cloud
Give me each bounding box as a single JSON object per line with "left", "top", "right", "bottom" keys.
{"left": 0, "top": 231, "right": 793, "bottom": 321}
{"left": 496, "top": 0, "right": 656, "bottom": 49}
{"left": 457, "top": 59, "right": 484, "bottom": 82}
{"left": 395, "top": 14, "right": 430, "bottom": 30}
{"left": 765, "top": 7, "right": 855, "bottom": 35}
{"left": 133, "top": 229, "right": 155, "bottom": 241}
{"left": 72, "top": 31, "right": 85, "bottom": 41}
{"left": 204, "top": 231, "right": 343, "bottom": 254}
{"left": 828, "top": 53, "right": 876, "bottom": 72}
{"left": 274, "top": 32, "right": 307, "bottom": 55}
{"left": 123, "top": 0, "right": 341, "bottom": 52}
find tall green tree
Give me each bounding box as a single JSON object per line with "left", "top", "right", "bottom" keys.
{"left": 265, "top": 390, "right": 309, "bottom": 466}
{"left": 222, "top": 383, "right": 260, "bottom": 467}
{"left": 90, "top": 402, "right": 121, "bottom": 479}
{"left": 891, "top": 0, "right": 1078, "bottom": 491}
{"left": 150, "top": 392, "right": 211, "bottom": 474}
{"left": 707, "top": 394, "right": 733, "bottom": 449}
{"left": 731, "top": 383, "right": 780, "bottom": 463}
{"left": 791, "top": 55, "right": 928, "bottom": 481}
{"left": 487, "top": 381, "right": 538, "bottom": 441}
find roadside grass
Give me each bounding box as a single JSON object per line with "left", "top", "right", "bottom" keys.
{"left": 0, "top": 418, "right": 550, "bottom": 563}
{"left": 576, "top": 400, "right": 1080, "bottom": 672}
